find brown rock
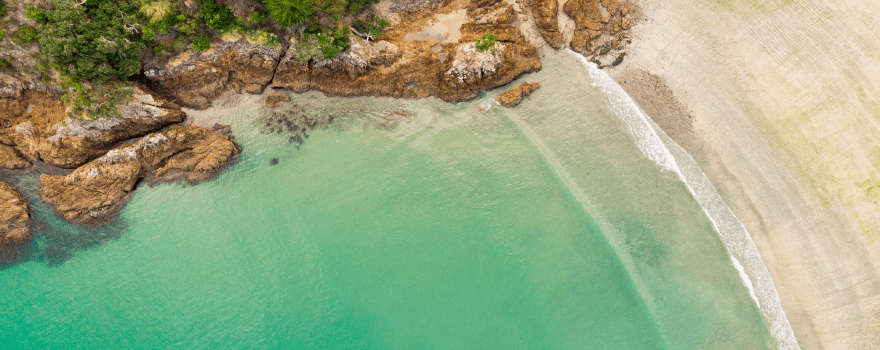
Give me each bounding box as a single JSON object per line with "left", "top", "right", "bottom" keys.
{"left": 531, "top": 0, "right": 563, "bottom": 48}
{"left": 497, "top": 82, "right": 540, "bottom": 107}
{"left": 0, "top": 182, "right": 31, "bottom": 252}
{"left": 145, "top": 37, "right": 287, "bottom": 109}
{"left": 264, "top": 92, "right": 291, "bottom": 108}
{"left": 0, "top": 144, "right": 31, "bottom": 169}
{"left": 2, "top": 87, "right": 185, "bottom": 169}
{"left": 40, "top": 125, "right": 241, "bottom": 227}
{"left": 273, "top": 37, "right": 541, "bottom": 103}
{"left": 563, "top": 0, "right": 632, "bottom": 54}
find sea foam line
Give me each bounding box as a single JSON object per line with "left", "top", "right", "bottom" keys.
{"left": 567, "top": 49, "right": 799, "bottom": 349}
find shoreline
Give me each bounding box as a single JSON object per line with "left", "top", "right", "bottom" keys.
{"left": 609, "top": 0, "right": 880, "bottom": 347}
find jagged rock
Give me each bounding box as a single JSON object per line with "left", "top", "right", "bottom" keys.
{"left": 144, "top": 36, "right": 288, "bottom": 109}
{"left": 264, "top": 91, "right": 291, "bottom": 108}
{"left": 445, "top": 43, "right": 506, "bottom": 86}
{"left": 563, "top": 0, "right": 632, "bottom": 55}
{"left": 140, "top": 125, "right": 240, "bottom": 185}
{"left": 497, "top": 82, "right": 540, "bottom": 107}
{"left": 0, "top": 144, "right": 31, "bottom": 169}
{"left": 40, "top": 124, "right": 240, "bottom": 226}
{"left": 0, "top": 182, "right": 31, "bottom": 252}
{"left": 3, "top": 87, "right": 186, "bottom": 168}
{"left": 273, "top": 34, "right": 539, "bottom": 103}
{"left": 531, "top": 0, "right": 563, "bottom": 48}
{"left": 211, "top": 123, "right": 232, "bottom": 135}
{"left": 40, "top": 153, "right": 141, "bottom": 227}
{"left": 467, "top": 0, "right": 515, "bottom": 24}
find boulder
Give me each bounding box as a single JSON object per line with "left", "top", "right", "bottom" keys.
{"left": 497, "top": 82, "right": 540, "bottom": 107}
{"left": 40, "top": 124, "right": 240, "bottom": 227}
{"left": 0, "top": 182, "right": 32, "bottom": 252}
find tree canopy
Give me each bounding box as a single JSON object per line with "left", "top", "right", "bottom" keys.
{"left": 38, "top": 0, "right": 144, "bottom": 82}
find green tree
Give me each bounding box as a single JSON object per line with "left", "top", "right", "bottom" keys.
{"left": 200, "top": 0, "right": 235, "bottom": 31}
{"left": 264, "top": 0, "right": 314, "bottom": 27}
{"left": 38, "top": 0, "right": 145, "bottom": 82}
{"left": 0, "top": 0, "right": 7, "bottom": 18}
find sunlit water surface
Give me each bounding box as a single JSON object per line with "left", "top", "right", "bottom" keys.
{"left": 0, "top": 52, "right": 774, "bottom": 349}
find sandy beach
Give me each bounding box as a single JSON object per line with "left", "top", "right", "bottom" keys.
{"left": 611, "top": 0, "right": 880, "bottom": 348}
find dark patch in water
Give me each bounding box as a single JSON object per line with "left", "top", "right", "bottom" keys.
{"left": 0, "top": 162, "right": 129, "bottom": 270}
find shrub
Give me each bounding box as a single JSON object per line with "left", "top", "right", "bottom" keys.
{"left": 200, "top": 0, "right": 235, "bottom": 31}
{"left": 38, "top": 0, "right": 145, "bottom": 82}
{"left": 475, "top": 33, "right": 497, "bottom": 52}
{"left": 140, "top": 0, "right": 174, "bottom": 24}
{"left": 14, "top": 26, "right": 38, "bottom": 44}
{"left": 248, "top": 30, "right": 278, "bottom": 46}
{"left": 264, "top": 0, "right": 314, "bottom": 27}
{"left": 25, "top": 6, "right": 50, "bottom": 23}
{"left": 347, "top": 0, "right": 379, "bottom": 13}
{"left": 352, "top": 15, "right": 387, "bottom": 40}
{"left": 192, "top": 35, "right": 210, "bottom": 51}
{"left": 249, "top": 11, "right": 269, "bottom": 24}
{"left": 0, "top": 0, "right": 7, "bottom": 18}
{"left": 141, "top": 27, "right": 156, "bottom": 41}
{"left": 294, "top": 26, "right": 350, "bottom": 61}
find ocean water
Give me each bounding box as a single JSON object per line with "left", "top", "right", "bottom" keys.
{"left": 0, "top": 52, "right": 782, "bottom": 349}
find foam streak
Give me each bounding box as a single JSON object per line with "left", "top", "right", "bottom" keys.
{"left": 567, "top": 49, "right": 799, "bottom": 349}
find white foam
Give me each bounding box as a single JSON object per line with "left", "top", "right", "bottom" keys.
{"left": 567, "top": 49, "right": 799, "bottom": 349}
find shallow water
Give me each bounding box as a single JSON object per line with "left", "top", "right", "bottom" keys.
{"left": 0, "top": 52, "right": 776, "bottom": 349}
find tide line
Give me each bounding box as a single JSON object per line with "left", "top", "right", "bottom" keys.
{"left": 567, "top": 49, "right": 799, "bottom": 349}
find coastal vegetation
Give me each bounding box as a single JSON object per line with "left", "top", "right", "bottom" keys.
{"left": 7, "top": 0, "right": 387, "bottom": 120}
{"left": 475, "top": 33, "right": 497, "bottom": 52}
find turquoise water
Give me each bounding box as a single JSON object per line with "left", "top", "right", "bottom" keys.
{"left": 0, "top": 53, "right": 774, "bottom": 349}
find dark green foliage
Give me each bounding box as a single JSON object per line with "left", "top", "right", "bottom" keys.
{"left": 14, "top": 26, "right": 38, "bottom": 44}
{"left": 69, "top": 82, "right": 135, "bottom": 120}
{"left": 346, "top": 0, "right": 379, "bottom": 13}
{"left": 192, "top": 35, "right": 211, "bottom": 51}
{"left": 156, "top": 11, "right": 181, "bottom": 32}
{"left": 141, "top": 27, "right": 155, "bottom": 41}
{"left": 475, "top": 33, "right": 497, "bottom": 52}
{"left": 352, "top": 15, "right": 387, "bottom": 39}
{"left": 38, "top": 0, "right": 145, "bottom": 82}
{"left": 249, "top": 10, "right": 269, "bottom": 24}
{"left": 200, "top": 0, "right": 235, "bottom": 31}
{"left": 26, "top": 6, "right": 50, "bottom": 23}
{"left": 296, "top": 26, "right": 349, "bottom": 60}
{"left": 0, "top": 0, "right": 8, "bottom": 18}
{"left": 264, "top": 0, "right": 314, "bottom": 27}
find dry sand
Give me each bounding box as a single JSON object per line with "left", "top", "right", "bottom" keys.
{"left": 608, "top": 0, "right": 880, "bottom": 348}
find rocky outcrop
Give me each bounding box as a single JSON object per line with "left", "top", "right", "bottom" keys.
{"left": 0, "top": 182, "right": 31, "bottom": 252}
{"left": 563, "top": 0, "right": 632, "bottom": 63}
{"left": 1, "top": 87, "right": 186, "bottom": 169}
{"left": 144, "top": 36, "right": 288, "bottom": 109}
{"left": 497, "top": 81, "right": 540, "bottom": 107}
{"left": 264, "top": 91, "right": 291, "bottom": 108}
{"left": 530, "top": 0, "right": 563, "bottom": 48}
{"left": 0, "top": 144, "right": 31, "bottom": 169}
{"left": 40, "top": 124, "right": 240, "bottom": 227}
{"left": 273, "top": 34, "right": 540, "bottom": 102}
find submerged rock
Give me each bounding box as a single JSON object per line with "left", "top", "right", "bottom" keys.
{"left": 40, "top": 125, "right": 241, "bottom": 227}
{"left": 0, "top": 182, "right": 32, "bottom": 252}
{"left": 264, "top": 92, "right": 291, "bottom": 108}
{"left": 496, "top": 82, "right": 540, "bottom": 108}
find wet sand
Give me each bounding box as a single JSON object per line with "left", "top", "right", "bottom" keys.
{"left": 610, "top": 0, "right": 880, "bottom": 348}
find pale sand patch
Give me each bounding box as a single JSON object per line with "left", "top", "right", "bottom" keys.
{"left": 610, "top": 0, "right": 880, "bottom": 348}
{"left": 404, "top": 9, "right": 468, "bottom": 42}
